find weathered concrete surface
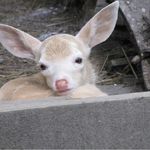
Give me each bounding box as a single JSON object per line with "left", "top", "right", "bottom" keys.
{"left": 0, "top": 92, "right": 150, "bottom": 149}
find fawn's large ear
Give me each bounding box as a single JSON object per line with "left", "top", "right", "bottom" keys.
{"left": 0, "top": 24, "right": 42, "bottom": 60}
{"left": 76, "top": 1, "right": 119, "bottom": 49}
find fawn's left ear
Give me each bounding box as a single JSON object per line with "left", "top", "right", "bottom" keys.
{"left": 76, "top": 1, "right": 119, "bottom": 49}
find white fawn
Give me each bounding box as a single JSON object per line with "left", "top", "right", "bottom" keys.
{"left": 0, "top": 1, "right": 119, "bottom": 101}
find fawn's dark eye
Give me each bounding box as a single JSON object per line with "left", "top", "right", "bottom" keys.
{"left": 40, "top": 64, "right": 47, "bottom": 70}
{"left": 75, "top": 57, "right": 82, "bottom": 64}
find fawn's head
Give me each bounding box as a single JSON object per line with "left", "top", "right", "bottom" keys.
{"left": 0, "top": 1, "right": 119, "bottom": 95}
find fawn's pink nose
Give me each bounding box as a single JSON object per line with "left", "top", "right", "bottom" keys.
{"left": 55, "top": 79, "right": 68, "bottom": 92}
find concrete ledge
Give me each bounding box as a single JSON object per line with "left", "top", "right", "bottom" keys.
{"left": 0, "top": 92, "right": 150, "bottom": 148}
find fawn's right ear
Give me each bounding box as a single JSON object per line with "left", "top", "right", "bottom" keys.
{"left": 0, "top": 24, "right": 41, "bottom": 60}
{"left": 76, "top": 1, "right": 119, "bottom": 49}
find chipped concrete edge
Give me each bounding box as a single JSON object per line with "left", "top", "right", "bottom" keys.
{"left": 0, "top": 91, "right": 150, "bottom": 113}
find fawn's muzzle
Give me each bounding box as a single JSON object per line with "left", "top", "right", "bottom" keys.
{"left": 55, "top": 79, "right": 69, "bottom": 92}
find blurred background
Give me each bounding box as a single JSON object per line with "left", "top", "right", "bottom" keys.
{"left": 0, "top": 0, "right": 149, "bottom": 95}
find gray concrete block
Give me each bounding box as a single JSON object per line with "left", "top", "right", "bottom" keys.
{"left": 0, "top": 92, "right": 150, "bottom": 149}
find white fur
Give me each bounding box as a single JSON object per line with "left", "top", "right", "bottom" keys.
{"left": 0, "top": 1, "right": 119, "bottom": 100}
{"left": 40, "top": 47, "right": 85, "bottom": 92}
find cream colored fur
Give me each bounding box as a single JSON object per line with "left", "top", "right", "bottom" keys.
{"left": 0, "top": 1, "right": 119, "bottom": 101}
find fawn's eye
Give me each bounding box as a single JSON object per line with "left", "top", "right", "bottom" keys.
{"left": 75, "top": 57, "right": 82, "bottom": 64}
{"left": 40, "top": 64, "right": 47, "bottom": 70}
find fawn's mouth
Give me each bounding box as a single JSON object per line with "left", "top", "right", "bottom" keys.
{"left": 55, "top": 89, "right": 72, "bottom": 95}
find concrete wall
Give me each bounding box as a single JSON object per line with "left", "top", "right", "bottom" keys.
{"left": 0, "top": 92, "right": 150, "bottom": 149}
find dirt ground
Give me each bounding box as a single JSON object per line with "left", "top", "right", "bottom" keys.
{"left": 0, "top": 0, "right": 144, "bottom": 95}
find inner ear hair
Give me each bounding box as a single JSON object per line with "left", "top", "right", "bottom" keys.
{"left": 76, "top": 1, "right": 119, "bottom": 48}
{"left": 0, "top": 24, "right": 41, "bottom": 60}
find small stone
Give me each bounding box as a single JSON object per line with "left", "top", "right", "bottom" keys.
{"left": 142, "top": 8, "right": 146, "bottom": 13}
{"left": 114, "top": 84, "right": 117, "bottom": 86}
{"left": 137, "top": 40, "right": 140, "bottom": 44}
{"left": 52, "top": 12, "right": 56, "bottom": 15}
{"left": 50, "top": 7, "right": 54, "bottom": 10}
{"left": 0, "top": 58, "right": 4, "bottom": 64}
{"left": 131, "top": 55, "right": 141, "bottom": 64}
{"left": 131, "top": 24, "right": 135, "bottom": 28}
